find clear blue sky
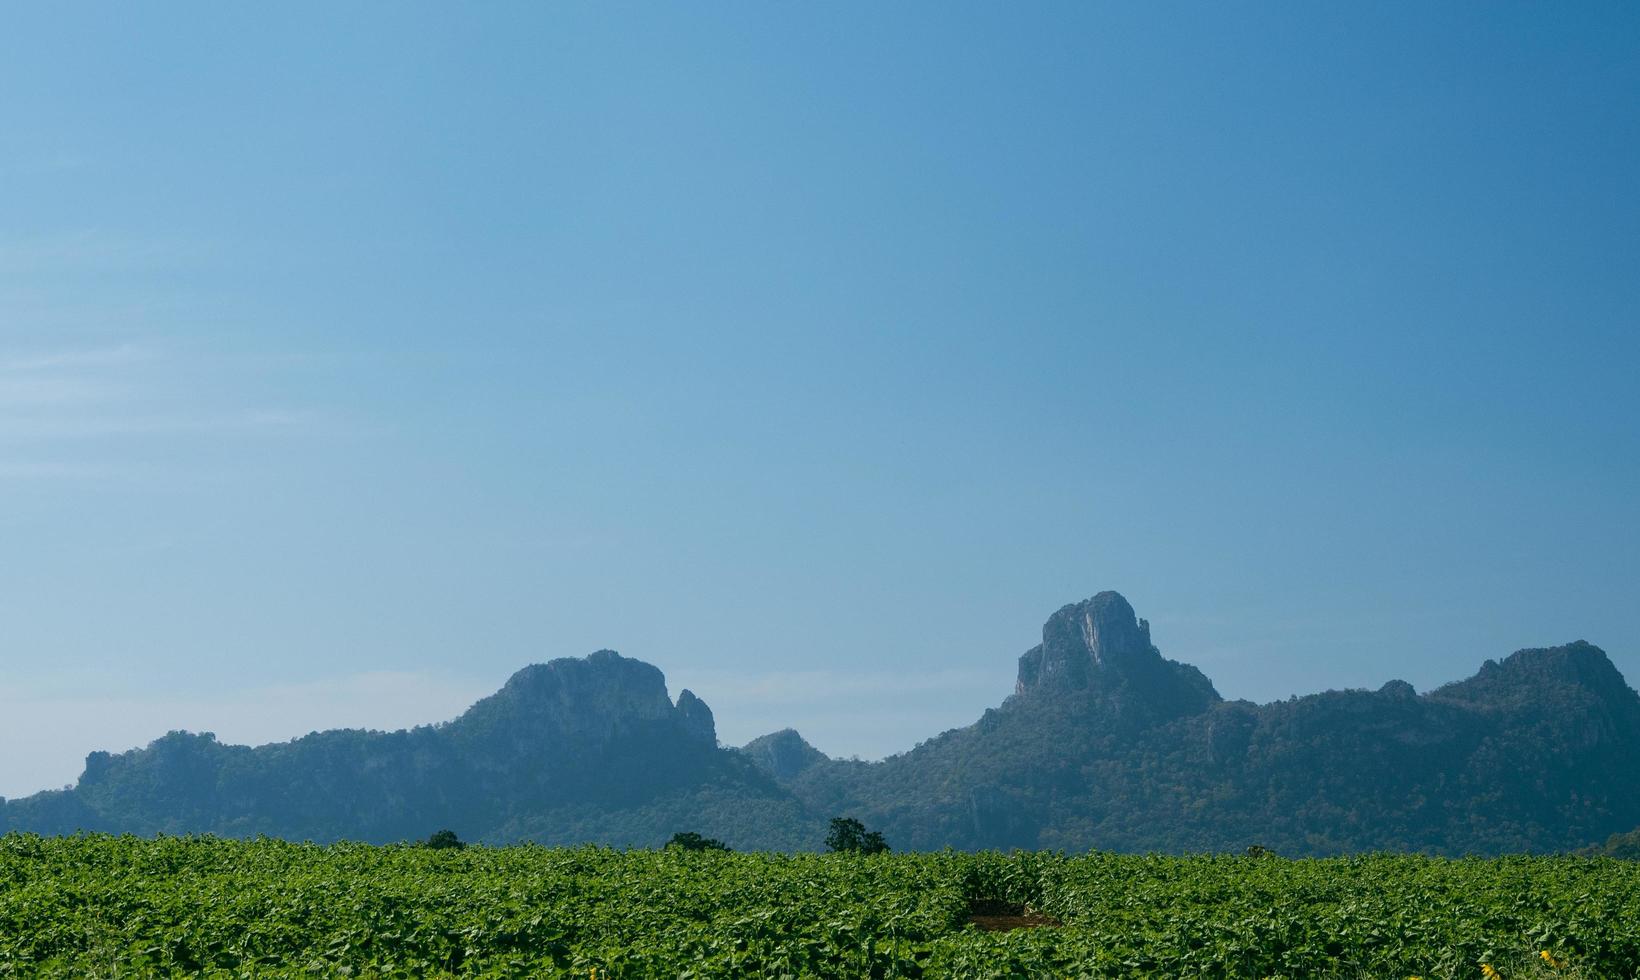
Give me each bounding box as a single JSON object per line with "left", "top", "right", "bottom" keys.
{"left": 3, "top": 2, "right": 1637, "bottom": 798}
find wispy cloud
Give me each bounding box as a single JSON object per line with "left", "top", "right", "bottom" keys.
{"left": 0, "top": 375, "right": 123, "bottom": 409}
{"left": 0, "top": 143, "right": 94, "bottom": 178}
{"left": 0, "top": 408, "right": 324, "bottom": 441}
{"left": 0, "top": 460, "right": 125, "bottom": 481}
{"left": 0, "top": 340, "right": 340, "bottom": 481}
{"left": 0, "top": 343, "right": 149, "bottom": 374}
{"left": 0, "top": 231, "right": 203, "bottom": 273}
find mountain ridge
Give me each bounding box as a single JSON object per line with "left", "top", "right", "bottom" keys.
{"left": 5, "top": 591, "right": 1637, "bottom": 855}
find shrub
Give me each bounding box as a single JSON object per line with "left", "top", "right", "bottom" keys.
{"left": 422, "top": 829, "right": 465, "bottom": 850}
{"left": 666, "top": 831, "right": 730, "bottom": 852}
{"left": 825, "top": 816, "right": 889, "bottom": 854}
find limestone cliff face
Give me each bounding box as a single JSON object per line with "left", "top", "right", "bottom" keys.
{"left": 1014, "top": 591, "right": 1220, "bottom": 719}
{"left": 675, "top": 689, "right": 717, "bottom": 744}
{"left": 451, "top": 649, "right": 717, "bottom": 747}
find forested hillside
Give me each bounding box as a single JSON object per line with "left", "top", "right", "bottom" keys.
{"left": 6, "top": 592, "right": 1637, "bottom": 855}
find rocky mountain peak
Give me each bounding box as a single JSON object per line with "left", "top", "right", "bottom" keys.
{"left": 675, "top": 689, "right": 716, "bottom": 743}
{"left": 1015, "top": 590, "right": 1220, "bottom": 718}
{"left": 1043, "top": 591, "right": 1150, "bottom": 676}
{"left": 452, "top": 649, "right": 708, "bottom": 744}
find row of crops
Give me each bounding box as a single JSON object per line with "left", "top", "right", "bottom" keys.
{"left": 2, "top": 833, "right": 1637, "bottom": 978}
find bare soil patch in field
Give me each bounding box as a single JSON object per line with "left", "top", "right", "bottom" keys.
{"left": 966, "top": 899, "right": 1061, "bottom": 932}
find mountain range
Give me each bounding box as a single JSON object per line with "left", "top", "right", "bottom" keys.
{"left": 5, "top": 591, "right": 1638, "bottom": 855}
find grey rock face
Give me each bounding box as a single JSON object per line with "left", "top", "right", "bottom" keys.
{"left": 1017, "top": 592, "right": 1153, "bottom": 692}
{"left": 675, "top": 689, "right": 717, "bottom": 743}
{"left": 1014, "top": 591, "right": 1220, "bottom": 719}
{"left": 453, "top": 649, "right": 712, "bottom": 746}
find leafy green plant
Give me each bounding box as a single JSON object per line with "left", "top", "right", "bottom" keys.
{"left": 2, "top": 834, "right": 1638, "bottom": 978}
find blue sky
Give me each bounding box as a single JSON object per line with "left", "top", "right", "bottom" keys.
{"left": 2, "top": 3, "right": 1638, "bottom": 798}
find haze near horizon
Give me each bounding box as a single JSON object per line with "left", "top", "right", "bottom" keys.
{"left": 2, "top": 2, "right": 1637, "bottom": 799}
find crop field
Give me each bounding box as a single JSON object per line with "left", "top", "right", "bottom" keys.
{"left": 2, "top": 835, "right": 1638, "bottom": 978}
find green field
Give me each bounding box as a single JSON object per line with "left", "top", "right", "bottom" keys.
{"left": 2, "top": 835, "right": 1637, "bottom": 978}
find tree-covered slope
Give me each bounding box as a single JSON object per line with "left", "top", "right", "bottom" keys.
{"left": 751, "top": 593, "right": 1640, "bottom": 855}
{"left": 6, "top": 592, "right": 1638, "bottom": 855}
{"left": 1, "top": 651, "right": 815, "bottom": 849}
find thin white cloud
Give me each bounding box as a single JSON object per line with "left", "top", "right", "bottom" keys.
{"left": 0, "top": 376, "right": 127, "bottom": 408}
{"left": 0, "top": 231, "right": 201, "bottom": 272}
{"left": 0, "top": 344, "right": 145, "bottom": 411}
{"left": 0, "top": 460, "right": 124, "bottom": 481}
{"left": 0, "top": 340, "right": 343, "bottom": 486}
{"left": 0, "top": 144, "right": 94, "bottom": 177}
{"left": 0, "top": 343, "right": 149, "bottom": 374}
{"left": 0, "top": 408, "right": 324, "bottom": 441}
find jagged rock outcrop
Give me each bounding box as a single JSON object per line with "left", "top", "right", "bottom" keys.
{"left": 675, "top": 690, "right": 716, "bottom": 744}
{"left": 453, "top": 650, "right": 682, "bottom": 743}
{"left": 1013, "top": 591, "right": 1220, "bottom": 720}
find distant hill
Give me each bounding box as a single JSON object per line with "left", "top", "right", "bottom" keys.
{"left": 757, "top": 593, "right": 1640, "bottom": 854}
{"left": 0, "top": 650, "right": 817, "bottom": 849}
{"left": 5, "top": 591, "right": 1638, "bottom": 854}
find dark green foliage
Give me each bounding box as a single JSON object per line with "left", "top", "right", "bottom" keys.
{"left": 4, "top": 835, "right": 1640, "bottom": 977}
{"left": 1578, "top": 825, "right": 1640, "bottom": 859}
{"left": 826, "top": 816, "right": 889, "bottom": 854}
{"left": 738, "top": 728, "right": 828, "bottom": 780}
{"left": 666, "top": 831, "right": 730, "bottom": 852}
{"left": 422, "top": 829, "right": 464, "bottom": 850}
